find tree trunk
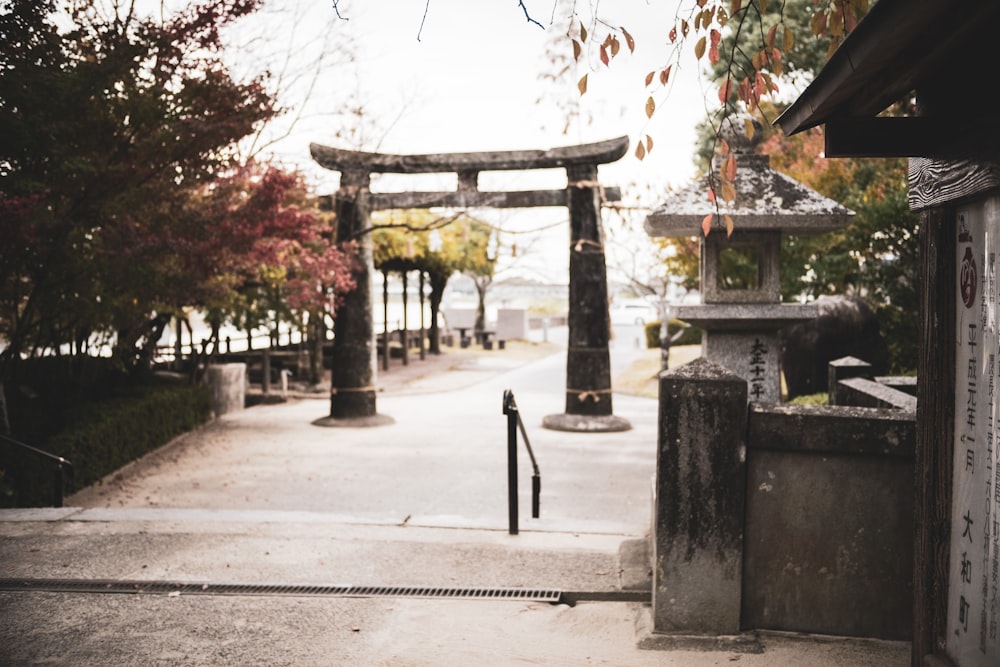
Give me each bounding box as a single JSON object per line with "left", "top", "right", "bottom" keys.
{"left": 307, "top": 309, "right": 324, "bottom": 386}
{"left": 428, "top": 270, "right": 448, "bottom": 355}
{"left": 472, "top": 276, "right": 490, "bottom": 334}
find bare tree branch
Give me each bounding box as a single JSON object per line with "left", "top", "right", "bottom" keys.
{"left": 519, "top": 1, "right": 544, "bottom": 29}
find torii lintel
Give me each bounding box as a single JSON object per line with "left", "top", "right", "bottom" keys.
{"left": 309, "top": 136, "right": 629, "bottom": 174}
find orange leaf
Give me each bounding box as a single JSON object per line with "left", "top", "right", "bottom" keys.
{"left": 717, "top": 79, "right": 732, "bottom": 103}
{"left": 600, "top": 44, "right": 609, "bottom": 66}
{"left": 766, "top": 24, "right": 777, "bottom": 49}
{"left": 701, "top": 214, "right": 713, "bottom": 237}
{"left": 743, "top": 117, "right": 755, "bottom": 141}
{"left": 719, "top": 138, "right": 730, "bottom": 156}
{"left": 810, "top": 10, "right": 826, "bottom": 36}
{"left": 646, "top": 135, "right": 654, "bottom": 153}
{"left": 721, "top": 180, "right": 737, "bottom": 203}
{"left": 694, "top": 35, "right": 706, "bottom": 60}
{"left": 572, "top": 39, "right": 582, "bottom": 62}
{"left": 635, "top": 141, "right": 646, "bottom": 160}
{"left": 610, "top": 36, "right": 620, "bottom": 57}
{"left": 707, "top": 187, "right": 717, "bottom": 204}
{"left": 645, "top": 70, "right": 656, "bottom": 86}
{"left": 577, "top": 73, "right": 588, "bottom": 95}
{"left": 709, "top": 29, "right": 721, "bottom": 64}
{"left": 622, "top": 27, "right": 635, "bottom": 53}
{"left": 724, "top": 154, "right": 737, "bottom": 181}
{"left": 764, "top": 70, "right": 779, "bottom": 93}
{"left": 659, "top": 65, "right": 672, "bottom": 85}
{"left": 729, "top": 0, "right": 742, "bottom": 15}
{"left": 669, "top": 26, "right": 677, "bottom": 43}
{"left": 830, "top": 14, "right": 844, "bottom": 37}
{"left": 645, "top": 96, "right": 655, "bottom": 119}
{"left": 724, "top": 214, "right": 734, "bottom": 237}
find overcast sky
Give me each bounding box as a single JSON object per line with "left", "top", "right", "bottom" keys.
{"left": 231, "top": 2, "right": 708, "bottom": 188}
{"left": 220, "top": 0, "right": 715, "bottom": 284}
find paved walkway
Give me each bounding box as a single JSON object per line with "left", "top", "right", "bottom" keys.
{"left": 0, "top": 332, "right": 910, "bottom": 666}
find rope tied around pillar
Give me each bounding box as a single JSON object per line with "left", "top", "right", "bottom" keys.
{"left": 330, "top": 386, "right": 376, "bottom": 395}
{"left": 566, "top": 387, "right": 613, "bottom": 403}
{"left": 567, "top": 179, "right": 609, "bottom": 204}
{"left": 335, "top": 183, "right": 368, "bottom": 202}
{"left": 571, "top": 238, "right": 605, "bottom": 253}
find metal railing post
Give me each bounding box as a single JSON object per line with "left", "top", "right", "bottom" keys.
{"left": 2, "top": 435, "right": 73, "bottom": 508}
{"left": 503, "top": 389, "right": 541, "bottom": 535}
{"left": 504, "top": 390, "right": 519, "bottom": 535}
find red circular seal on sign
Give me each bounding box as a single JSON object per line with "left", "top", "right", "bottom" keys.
{"left": 960, "top": 246, "right": 977, "bottom": 308}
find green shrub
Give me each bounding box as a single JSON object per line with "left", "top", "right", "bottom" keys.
{"left": 644, "top": 319, "right": 703, "bottom": 349}
{"left": 50, "top": 379, "right": 211, "bottom": 491}
{"left": 789, "top": 392, "right": 828, "bottom": 406}
{"left": 1, "top": 376, "right": 211, "bottom": 506}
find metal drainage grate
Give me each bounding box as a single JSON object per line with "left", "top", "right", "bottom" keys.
{"left": 0, "top": 578, "right": 648, "bottom": 605}
{"left": 0, "top": 579, "right": 560, "bottom": 602}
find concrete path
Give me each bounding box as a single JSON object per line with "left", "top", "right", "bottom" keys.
{"left": 0, "top": 331, "right": 910, "bottom": 666}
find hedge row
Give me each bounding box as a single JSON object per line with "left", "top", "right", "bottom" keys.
{"left": 38, "top": 380, "right": 211, "bottom": 498}
{"left": 643, "top": 319, "right": 704, "bottom": 349}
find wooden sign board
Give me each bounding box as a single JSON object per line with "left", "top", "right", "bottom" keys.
{"left": 949, "top": 201, "right": 1000, "bottom": 666}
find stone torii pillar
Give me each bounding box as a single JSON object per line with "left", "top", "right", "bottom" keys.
{"left": 308, "top": 137, "right": 629, "bottom": 428}
{"left": 314, "top": 168, "right": 393, "bottom": 427}
{"left": 542, "top": 163, "right": 632, "bottom": 432}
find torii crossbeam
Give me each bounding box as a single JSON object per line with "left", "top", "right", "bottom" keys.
{"left": 310, "top": 136, "right": 631, "bottom": 432}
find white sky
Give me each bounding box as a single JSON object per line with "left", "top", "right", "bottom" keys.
{"left": 244, "top": 1, "right": 709, "bottom": 187}
{"left": 223, "top": 1, "right": 717, "bottom": 285}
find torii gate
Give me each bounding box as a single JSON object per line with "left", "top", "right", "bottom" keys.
{"left": 309, "top": 137, "right": 632, "bottom": 432}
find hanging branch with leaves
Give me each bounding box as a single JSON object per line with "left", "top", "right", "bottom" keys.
{"left": 561, "top": 0, "right": 868, "bottom": 232}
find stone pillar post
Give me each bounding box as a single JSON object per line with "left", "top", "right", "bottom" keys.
{"left": 315, "top": 169, "right": 393, "bottom": 427}
{"left": 401, "top": 270, "right": 409, "bottom": 366}
{"left": 703, "top": 330, "right": 781, "bottom": 403}
{"left": 419, "top": 271, "right": 427, "bottom": 361}
{"left": 643, "top": 357, "right": 754, "bottom": 649}
{"left": 206, "top": 363, "right": 246, "bottom": 417}
{"left": 543, "top": 164, "right": 629, "bottom": 432}
{"left": 381, "top": 270, "right": 390, "bottom": 371}
{"left": 827, "top": 356, "right": 873, "bottom": 405}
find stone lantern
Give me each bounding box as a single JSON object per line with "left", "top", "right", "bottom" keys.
{"left": 644, "top": 115, "right": 853, "bottom": 402}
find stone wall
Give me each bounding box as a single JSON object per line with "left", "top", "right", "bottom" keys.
{"left": 649, "top": 357, "right": 915, "bottom": 642}
{"left": 743, "top": 403, "right": 914, "bottom": 640}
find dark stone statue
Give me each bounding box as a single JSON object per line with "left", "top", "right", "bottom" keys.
{"left": 780, "top": 295, "right": 890, "bottom": 400}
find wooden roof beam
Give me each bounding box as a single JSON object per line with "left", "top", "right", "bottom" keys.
{"left": 824, "top": 117, "right": 1000, "bottom": 160}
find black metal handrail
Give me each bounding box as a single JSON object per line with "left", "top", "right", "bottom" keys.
{"left": 0, "top": 434, "right": 73, "bottom": 507}
{"left": 502, "top": 389, "right": 541, "bottom": 535}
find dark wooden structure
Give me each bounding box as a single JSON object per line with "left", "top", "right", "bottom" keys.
{"left": 310, "top": 138, "right": 628, "bottom": 428}
{"left": 775, "top": 1, "right": 1000, "bottom": 665}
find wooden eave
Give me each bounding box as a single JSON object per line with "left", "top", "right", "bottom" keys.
{"left": 774, "top": 0, "right": 1000, "bottom": 160}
